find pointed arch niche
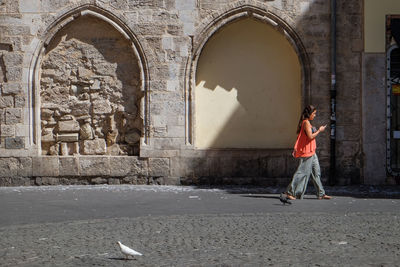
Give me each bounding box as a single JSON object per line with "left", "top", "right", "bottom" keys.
{"left": 186, "top": 6, "right": 310, "bottom": 149}
{"left": 30, "top": 6, "right": 149, "bottom": 156}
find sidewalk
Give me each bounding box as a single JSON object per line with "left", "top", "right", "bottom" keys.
{"left": 0, "top": 184, "right": 399, "bottom": 266}
{"left": 191, "top": 184, "right": 400, "bottom": 198}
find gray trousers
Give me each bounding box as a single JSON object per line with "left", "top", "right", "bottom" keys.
{"left": 286, "top": 154, "right": 325, "bottom": 199}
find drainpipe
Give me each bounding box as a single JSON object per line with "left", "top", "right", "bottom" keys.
{"left": 329, "top": 0, "right": 337, "bottom": 185}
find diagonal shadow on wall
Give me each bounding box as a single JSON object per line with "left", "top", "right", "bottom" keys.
{"left": 195, "top": 17, "right": 301, "bottom": 149}
{"left": 186, "top": 1, "right": 335, "bottom": 187}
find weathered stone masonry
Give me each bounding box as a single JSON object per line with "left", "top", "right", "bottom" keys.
{"left": 40, "top": 16, "right": 142, "bottom": 156}
{"left": 0, "top": 0, "right": 365, "bottom": 186}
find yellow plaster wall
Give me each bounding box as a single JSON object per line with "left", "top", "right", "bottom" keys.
{"left": 365, "top": 0, "right": 400, "bottom": 52}
{"left": 195, "top": 18, "right": 301, "bottom": 149}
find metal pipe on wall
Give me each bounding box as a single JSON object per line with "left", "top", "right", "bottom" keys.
{"left": 329, "top": 0, "right": 337, "bottom": 185}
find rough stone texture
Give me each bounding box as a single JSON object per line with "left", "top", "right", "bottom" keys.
{"left": 91, "top": 177, "right": 107, "bottom": 184}
{"left": 32, "top": 157, "right": 59, "bottom": 177}
{"left": 0, "top": 96, "right": 13, "bottom": 108}
{"left": 5, "top": 108, "right": 21, "bottom": 125}
{"left": 0, "top": 0, "right": 378, "bottom": 186}
{"left": 57, "top": 120, "right": 80, "bottom": 133}
{"left": 59, "top": 157, "right": 80, "bottom": 176}
{"left": 0, "top": 124, "right": 14, "bottom": 136}
{"left": 5, "top": 136, "right": 24, "bottom": 149}
{"left": 35, "top": 177, "right": 60, "bottom": 185}
{"left": 83, "top": 139, "right": 106, "bottom": 155}
{"left": 80, "top": 122, "right": 94, "bottom": 140}
{"left": 109, "top": 156, "right": 137, "bottom": 176}
{"left": 149, "top": 157, "right": 170, "bottom": 177}
{"left": 79, "top": 157, "right": 110, "bottom": 176}
{"left": 56, "top": 133, "right": 79, "bottom": 142}
{"left": 107, "top": 178, "right": 120, "bottom": 185}
{"left": 17, "top": 157, "right": 33, "bottom": 177}
{"left": 2, "top": 83, "right": 21, "bottom": 95}
{"left": 40, "top": 15, "right": 143, "bottom": 156}
{"left": 0, "top": 155, "right": 151, "bottom": 185}
{"left": 0, "top": 177, "right": 32, "bottom": 186}
{"left": 0, "top": 157, "right": 19, "bottom": 177}
{"left": 14, "top": 95, "right": 25, "bottom": 108}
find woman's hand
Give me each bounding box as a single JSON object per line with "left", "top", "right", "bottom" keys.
{"left": 305, "top": 121, "right": 326, "bottom": 140}
{"left": 319, "top": 125, "right": 327, "bottom": 132}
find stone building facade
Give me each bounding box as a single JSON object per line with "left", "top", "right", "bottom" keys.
{"left": 0, "top": 0, "right": 369, "bottom": 186}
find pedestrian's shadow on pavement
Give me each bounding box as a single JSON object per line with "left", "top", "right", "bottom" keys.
{"left": 192, "top": 185, "right": 400, "bottom": 199}
{"left": 240, "top": 195, "right": 294, "bottom": 206}
{"left": 241, "top": 195, "right": 279, "bottom": 199}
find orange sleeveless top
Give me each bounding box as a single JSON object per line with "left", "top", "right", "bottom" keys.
{"left": 293, "top": 120, "right": 316, "bottom": 158}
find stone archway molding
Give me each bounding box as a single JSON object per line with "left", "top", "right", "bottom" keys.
{"left": 185, "top": 2, "right": 311, "bottom": 146}
{"left": 29, "top": 4, "right": 151, "bottom": 155}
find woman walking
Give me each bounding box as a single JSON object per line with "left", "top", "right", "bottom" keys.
{"left": 286, "top": 105, "right": 331, "bottom": 200}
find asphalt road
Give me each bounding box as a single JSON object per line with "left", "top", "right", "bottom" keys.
{"left": 0, "top": 185, "right": 400, "bottom": 266}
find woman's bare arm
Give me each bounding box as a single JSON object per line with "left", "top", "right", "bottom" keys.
{"left": 304, "top": 120, "right": 326, "bottom": 140}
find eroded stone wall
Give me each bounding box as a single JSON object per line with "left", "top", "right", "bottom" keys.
{"left": 40, "top": 16, "right": 142, "bottom": 156}
{"left": 0, "top": 0, "right": 368, "bottom": 186}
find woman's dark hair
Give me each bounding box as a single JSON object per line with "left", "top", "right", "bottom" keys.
{"left": 296, "top": 105, "right": 316, "bottom": 134}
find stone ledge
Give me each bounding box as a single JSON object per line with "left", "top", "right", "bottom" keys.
{"left": 30, "top": 156, "right": 150, "bottom": 178}
{"left": 79, "top": 157, "right": 111, "bottom": 176}
{"left": 0, "top": 175, "right": 178, "bottom": 187}
{"left": 0, "top": 175, "right": 289, "bottom": 187}
{"left": 59, "top": 157, "right": 79, "bottom": 176}
{"left": 109, "top": 156, "right": 149, "bottom": 177}
{"left": 0, "top": 157, "right": 32, "bottom": 177}
{"left": 32, "top": 157, "right": 59, "bottom": 177}
{"left": 0, "top": 152, "right": 320, "bottom": 187}
{"left": 148, "top": 157, "right": 170, "bottom": 176}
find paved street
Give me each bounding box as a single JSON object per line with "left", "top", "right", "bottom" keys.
{"left": 1, "top": 185, "right": 400, "bottom": 266}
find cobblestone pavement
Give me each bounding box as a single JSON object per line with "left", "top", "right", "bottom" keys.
{"left": 1, "top": 185, "right": 400, "bottom": 266}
